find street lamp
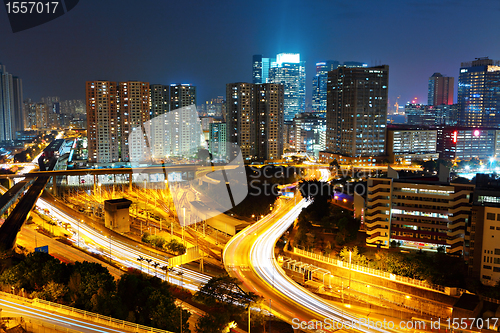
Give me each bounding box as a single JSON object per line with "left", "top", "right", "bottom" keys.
{"left": 349, "top": 250, "right": 352, "bottom": 305}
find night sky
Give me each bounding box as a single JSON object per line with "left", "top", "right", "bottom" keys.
{"left": 1, "top": 0, "right": 499, "bottom": 109}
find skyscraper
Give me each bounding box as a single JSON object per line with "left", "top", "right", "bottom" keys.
{"left": 226, "top": 82, "right": 284, "bottom": 161}
{"left": 312, "top": 61, "right": 339, "bottom": 115}
{"left": 118, "top": 81, "right": 151, "bottom": 162}
{"left": 209, "top": 122, "right": 227, "bottom": 159}
{"left": 326, "top": 65, "right": 389, "bottom": 157}
{"left": 0, "top": 64, "right": 24, "bottom": 141}
{"left": 169, "top": 84, "right": 196, "bottom": 111}
{"left": 252, "top": 55, "right": 274, "bottom": 84}
{"left": 428, "top": 73, "right": 454, "bottom": 105}
{"left": 256, "top": 83, "right": 284, "bottom": 160}
{"left": 458, "top": 57, "right": 500, "bottom": 127}
{"left": 150, "top": 84, "right": 169, "bottom": 159}
{"left": 267, "top": 53, "right": 306, "bottom": 122}
{"left": 86, "top": 81, "right": 120, "bottom": 163}
{"left": 86, "top": 80, "right": 150, "bottom": 164}
{"left": 226, "top": 83, "right": 256, "bottom": 160}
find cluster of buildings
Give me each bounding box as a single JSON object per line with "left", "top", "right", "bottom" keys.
{"left": 357, "top": 170, "right": 500, "bottom": 286}
{"left": 24, "top": 97, "right": 86, "bottom": 130}
{"left": 86, "top": 81, "right": 199, "bottom": 164}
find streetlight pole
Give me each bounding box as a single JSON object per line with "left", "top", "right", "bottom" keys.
{"left": 349, "top": 250, "right": 352, "bottom": 305}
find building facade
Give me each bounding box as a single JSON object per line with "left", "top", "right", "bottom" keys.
{"left": 169, "top": 84, "right": 196, "bottom": 111}
{"left": 226, "top": 82, "right": 284, "bottom": 161}
{"left": 405, "top": 103, "right": 458, "bottom": 126}
{"left": 326, "top": 65, "right": 388, "bottom": 157}
{"left": 209, "top": 122, "right": 227, "bottom": 160}
{"left": 366, "top": 176, "right": 474, "bottom": 255}
{"left": 428, "top": 73, "right": 454, "bottom": 106}
{"left": 256, "top": 83, "right": 284, "bottom": 160}
{"left": 86, "top": 81, "right": 120, "bottom": 163}
{"left": 150, "top": 84, "right": 169, "bottom": 159}
{"left": 292, "top": 113, "right": 326, "bottom": 155}
{"left": 267, "top": 53, "right": 306, "bottom": 122}
{"left": 0, "top": 64, "right": 23, "bottom": 141}
{"left": 312, "top": 61, "right": 339, "bottom": 115}
{"left": 386, "top": 126, "right": 439, "bottom": 164}
{"left": 436, "top": 127, "right": 500, "bottom": 161}
{"left": 458, "top": 57, "right": 500, "bottom": 128}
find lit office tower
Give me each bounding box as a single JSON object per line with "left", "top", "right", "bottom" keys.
{"left": 0, "top": 64, "right": 24, "bottom": 141}
{"left": 428, "top": 73, "right": 454, "bottom": 105}
{"left": 150, "top": 84, "right": 169, "bottom": 158}
{"left": 86, "top": 81, "right": 120, "bottom": 163}
{"left": 256, "top": 83, "right": 284, "bottom": 160}
{"left": 252, "top": 55, "right": 262, "bottom": 84}
{"left": 312, "top": 61, "right": 339, "bottom": 115}
{"left": 326, "top": 65, "right": 389, "bottom": 157}
{"left": 226, "top": 83, "right": 256, "bottom": 160}
{"left": 169, "top": 84, "right": 196, "bottom": 110}
{"left": 252, "top": 55, "right": 274, "bottom": 84}
{"left": 268, "top": 53, "right": 306, "bottom": 122}
{"left": 118, "top": 81, "right": 151, "bottom": 162}
{"left": 458, "top": 57, "right": 500, "bottom": 127}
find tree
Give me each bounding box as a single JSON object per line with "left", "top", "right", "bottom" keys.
{"left": 165, "top": 239, "right": 186, "bottom": 255}
{"left": 195, "top": 313, "right": 230, "bottom": 333}
{"left": 339, "top": 246, "right": 368, "bottom": 266}
{"left": 194, "top": 276, "right": 257, "bottom": 308}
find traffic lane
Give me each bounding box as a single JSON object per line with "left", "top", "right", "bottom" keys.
{"left": 0, "top": 299, "right": 125, "bottom": 333}
{"left": 17, "top": 225, "right": 124, "bottom": 279}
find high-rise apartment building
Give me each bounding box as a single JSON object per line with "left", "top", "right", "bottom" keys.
{"left": 0, "top": 64, "right": 24, "bottom": 141}
{"left": 86, "top": 81, "right": 120, "bottom": 163}
{"left": 458, "top": 57, "right": 500, "bottom": 127}
{"left": 170, "top": 84, "right": 196, "bottom": 111}
{"left": 35, "top": 103, "right": 48, "bottom": 130}
{"left": 24, "top": 98, "right": 36, "bottom": 129}
{"left": 226, "top": 83, "right": 256, "bottom": 160}
{"left": 150, "top": 84, "right": 169, "bottom": 159}
{"left": 118, "top": 81, "right": 150, "bottom": 162}
{"left": 428, "top": 73, "right": 454, "bottom": 106}
{"left": 312, "top": 61, "right": 339, "bottom": 115}
{"left": 209, "top": 122, "right": 227, "bottom": 159}
{"left": 226, "top": 82, "right": 284, "bottom": 161}
{"left": 256, "top": 83, "right": 284, "bottom": 160}
{"left": 326, "top": 65, "right": 389, "bottom": 157}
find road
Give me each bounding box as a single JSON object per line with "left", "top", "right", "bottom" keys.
{"left": 224, "top": 195, "right": 405, "bottom": 333}
{"left": 16, "top": 224, "right": 124, "bottom": 279}
{"left": 0, "top": 298, "right": 133, "bottom": 333}
{"left": 35, "top": 195, "right": 212, "bottom": 291}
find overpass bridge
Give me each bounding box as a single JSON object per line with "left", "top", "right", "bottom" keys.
{"left": 0, "top": 164, "right": 238, "bottom": 251}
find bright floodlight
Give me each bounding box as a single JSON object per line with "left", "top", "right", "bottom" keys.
{"left": 490, "top": 157, "right": 495, "bottom": 163}
{"left": 465, "top": 165, "right": 470, "bottom": 170}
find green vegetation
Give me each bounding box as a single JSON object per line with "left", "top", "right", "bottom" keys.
{"left": 0, "top": 252, "right": 190, "bottom": 332}
{"left": 193, "top": 275, "right": 260, "bottom": 333}
{"left": 338, "top": 247, "right": 468, "bottom": 288}
{"left": 141, "top": 233, "right": 186, "bottom": 255}
{"left": 294, "top": 180, "right": 359, "bottom": 251}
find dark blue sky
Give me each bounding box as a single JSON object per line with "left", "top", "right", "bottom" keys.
{"left": 1, "top": 0, "right": 499, "bottom": 110}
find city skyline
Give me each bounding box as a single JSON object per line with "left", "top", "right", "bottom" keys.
{"left": 1, "top": 0, "right": 500, "bottom": 108}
